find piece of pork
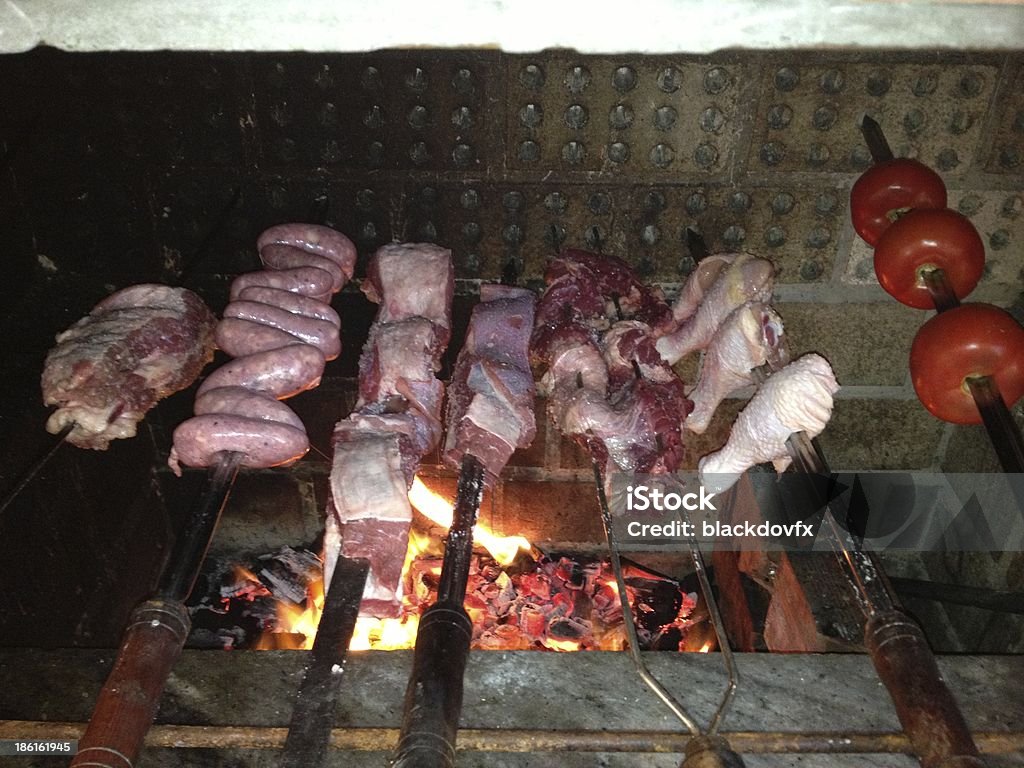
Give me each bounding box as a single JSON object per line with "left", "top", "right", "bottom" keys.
{"left": 327, "top": 243, "right": 454, "bottom": 617}
{"left": 43, "top": 285, "right": 216, "bottom": 449}
{"left": 655, "top": 254, "right": 775, "bottom": 365}
{"left": 698, "top": 353, "right": 839, "bottom": 494}
{"left": 444, "top": 285, "right": 537, "bottom": 486}
{"left": 362, "top": 242, "right": 454, "bottom": 338}
{"left": 686, "top": 303, "right": 786, "bottom": 434}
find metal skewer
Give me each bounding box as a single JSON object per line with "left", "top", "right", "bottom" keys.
{"left": 750, "top": 356, "right": 984, "bottom": 768}
{"left": 0, "top": 422, "right": 74, "bottom": 517}
{"left": 859, "top": 114, "right": 895, "bottom": 163}
{"left": 922, "top": 268, "right": 1024, "bottom": 474}
{"left": 280, "top": 555, "right": 369, "bottom": 768}
{"left": 392, "top": 453, "right": 486, "bottom": 768}
{"left": 70, "top": 450, "right": 243, "bottom": 768}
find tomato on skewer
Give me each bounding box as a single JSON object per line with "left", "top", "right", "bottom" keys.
{"left": 910, "top": 304, "right": 1024, "bottom": 424}
{"left": 851, "top": 158, "right": 947, "bottom": 246}
{"left": 873, "top": 208, "right": 984, "bottom": 310}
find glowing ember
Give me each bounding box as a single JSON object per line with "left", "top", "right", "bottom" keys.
{"left": 543, "top": 637, "right": 582, "bottom": 652}
{"left": 408, "top": 477, "right": 532, "bottom": 566}
{"left": 196, "top": 492, "right": 708, "bottom": 654}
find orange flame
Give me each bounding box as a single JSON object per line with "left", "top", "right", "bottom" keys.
{"left": 260, "top": 577, "right": 324, "bottom": 650}
{"left": 543, "top": 637, "right": 582, "bottom": 652}
{"left": 350, "top": 614, "right": 421, "bottom": 651}
{"left": 698, "top": 640, "right": 713, "bottom": 653}
{"left": 408, "top": 477, "right": 531, "bottom": 566}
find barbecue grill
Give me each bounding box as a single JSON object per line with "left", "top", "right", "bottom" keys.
{"left": 1, "top": 3, "right": 1023, "bottom": 767}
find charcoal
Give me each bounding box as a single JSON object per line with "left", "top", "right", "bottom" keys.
{"left": 256, "top": 546, "right": 321, "bottom": 604}
{"left": 548, "top": 615, "right": 592, "bottom": 641}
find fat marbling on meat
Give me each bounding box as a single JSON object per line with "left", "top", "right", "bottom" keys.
{"left": 698, "top": 353, "right": 839, "bottom": 494}
{"left": 42, "top": 284, "right": 217, "bottom": 449}
{"left": 325, "top": 242, "right": 453, "bottom": 617}
{"left": 444, "top": 285, "right": 537, "bottom": 485}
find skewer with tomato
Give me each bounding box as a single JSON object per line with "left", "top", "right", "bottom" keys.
{"left": 851, "top": 116, "right": 1024, "bottom": 472}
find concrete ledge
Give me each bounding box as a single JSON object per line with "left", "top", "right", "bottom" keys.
{"left": 4, "top": 1, "right": 1024, "bottom": 54}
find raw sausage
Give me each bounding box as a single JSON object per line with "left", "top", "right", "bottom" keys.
{"left": 170, "top": 224, "right": 355, "bottom": 473}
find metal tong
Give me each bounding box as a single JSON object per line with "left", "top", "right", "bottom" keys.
{"left": 592, "top": 460, "right": 746, "bottom": 768}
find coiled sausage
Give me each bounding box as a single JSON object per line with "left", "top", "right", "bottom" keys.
{"left": 169, "top": 223, "right": 356, "bottom": 473}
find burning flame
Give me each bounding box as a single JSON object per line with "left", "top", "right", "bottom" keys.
{"left": 350, "top": 614, "right": 420, "bottom": 651}
{"left": 256, "top": 578, "right": 324, "bottom": 651}
{"left": 543, "top": 637, "right": 582, "bottom": 652}
{"left": 408, "top": 477, "right": 532, "bottom": 566}
{"left": 698, "top": 640, "right": 713, "bottom": 653}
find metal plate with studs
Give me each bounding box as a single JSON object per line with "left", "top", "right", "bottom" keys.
{"left": 1, "top": 48, "right": 1022, "bottom": 296}
{"left": 748, "top": 57, "right": 1001, "bottom": 175}
{"left": 507, "top": 55, "right": 746, "bottom": 180}
{"left": 251, "top": 52, "right": 499, "bottom": 173}
{"left": 845, "top": 188, "right": 1024, "bottom": 293}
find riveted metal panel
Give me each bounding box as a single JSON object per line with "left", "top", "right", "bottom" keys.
{"left": 747, "top": 57, "right": 1001, "bottom": 176}
{"left": 250, "top": 51, "right": 502, "bottom": 174}
{"left": 982, "top": 59, "right": 1024, "bottom": 174}
{"left": 506, "top": 55, "right": 747, "bottom": 180}
{"left": 844, "top": 188, "right": 1024, "bottom": 292}
{"left": 625, "top": 184, "right": 845, "bottom": 282}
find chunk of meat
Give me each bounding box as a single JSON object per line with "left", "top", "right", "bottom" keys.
{"left": 664, "top": 253, "right": 737, "bottom": 329}
{"left": 42, "top": 284, "right": 216, "bottom": 449}
{"left": 326, "top": 243, "right": 454, "bottom": 617}
{"left": 655, "top": 254, "right": 775, "bottom": 365}
{"left": 325, "top": 432, "right": 413, "bottom": 613}
{"left": 362, "top": 243, "right": 454, "bottom": 335}
{"left": 444, "top": 285, "right": 537, "bottom": 485}
{"left": 698, "top": 353, "right": 839, "bottom": 493}
{"left": 530, "top": 249, "right": 690, "bottom": 474}
{"left": 357, "top": 318, "right": 445, "bottom": 408}
{"left": 686, "top": 303, "right": 786, "bottom": 434}
{"left": 602, "top": 320, "right": 677, "bottom": 398}
{"left": 561, "top": 377, "right": 691, "bottom": 474}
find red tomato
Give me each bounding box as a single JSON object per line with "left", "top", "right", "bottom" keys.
{"left": 910, "top": 304, "right": 1024, "bottom": 424}
{"left": 873, "top": 208, "right": 984, "bottom": 309}
{"left": 851, "top": 159, "right": 947, "bottom": 246}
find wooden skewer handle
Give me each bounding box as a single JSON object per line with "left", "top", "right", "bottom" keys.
{"left": 70, "top": 600, "right": 191, "bottom": 768}
{"left": 865, "top": 611, "right": 985, "bottom": 768}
